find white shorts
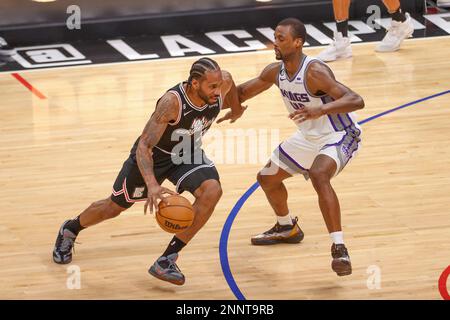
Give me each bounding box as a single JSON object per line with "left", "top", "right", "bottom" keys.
{"left": 270, "top": 128, "right": 362, "bottom": 178}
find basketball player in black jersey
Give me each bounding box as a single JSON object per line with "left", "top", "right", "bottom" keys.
{"left": 52, "top": 58, "right": 245, "bottom": 285}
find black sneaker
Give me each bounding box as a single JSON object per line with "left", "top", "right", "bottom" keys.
{"left": 0, "top": 37, "right": 16, "bottom": 56}
{"left": 331, "top": 243, "right": 352, "bottom": 276}
{"left": 53, "top": 220, "right": 77, "bottom": 264}
{"left": 251, "top": 217, "right": 304, "bottom": 245}
{"left": 148, "top": 253, "right": 185, "bottom": 285}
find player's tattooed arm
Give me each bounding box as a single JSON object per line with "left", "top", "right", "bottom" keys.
{"left": 136, "top": 92, "right": 178, "bottom": 214}
{"left": 217, "top": 70, "right": 247, "bottom": 124}
{"left": 237, "top": 62, "right": 281, "bottom": 103}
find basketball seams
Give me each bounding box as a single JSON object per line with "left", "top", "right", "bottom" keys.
{"left": 159, "top": 204, "right": 194, "bottom": 211}
{"left": 157, "top": 216, "right": 193, "bottom": 222}
{"left": 158, "top": 205, "right": 194, "bottom": 222}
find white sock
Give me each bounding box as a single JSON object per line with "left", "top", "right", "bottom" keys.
{"left": 330, "top": 231, "right": 344, "bottom": 245}
{"left": 277, "top": 213, "right": 293, "bottom": 226}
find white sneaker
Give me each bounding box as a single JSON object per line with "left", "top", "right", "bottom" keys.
{"left": 375, "top": 12, "right": 414, "bottom": 52}
{"left": 437, "top": 0, "right": 450, "bottom": 8}
{"left": 317, "top": 31, "right": 352, "bottom": 62}
{"left": 0, "top": 37, "right": 16, "bottom": 56}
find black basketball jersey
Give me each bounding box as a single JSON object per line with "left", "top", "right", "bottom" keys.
{"left": 130, "top": 81, "right": 222, "bottom": 163}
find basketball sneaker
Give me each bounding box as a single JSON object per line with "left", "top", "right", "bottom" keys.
{"left": 251, "top": 217, "right": 304, "bottom": 245}
{"left": 53, "top": 220, "right": 77, "bottom": 264}
{"left": 0, "top": 37, "right": 16, "bottom": 56}
{"left": 317, "top": 31, "right": 352, "bottom": 62}
{"left": 331, "top": 243, "right": 352, "bottom": 276}
{"left": 437, "top": 0, "right": 450, "bottom": 8}
{"left": 148, "top": 253, "right": 185, "bottom": 285}
{"left": 375, "top": 13, "right": 414, "bottom": 52}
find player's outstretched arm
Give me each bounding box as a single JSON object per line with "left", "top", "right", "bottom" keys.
{"left": 217, "top": 70, "right": 247, "bottom": 124}
{"left": 237, "top": 62, "right": 280, "bottom": 103}
{"left": 136, "top": 93, "right": 178, "bottom": 214}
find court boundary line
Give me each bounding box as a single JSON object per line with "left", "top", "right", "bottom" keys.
{"left": 0, "top": 36, "right": 449, "bottom": 75}
{"left": 219, "top": 89, "right": 450, "bottom": 300}
{"left": 11, "top": 73, "right": 47, "bottom": 99}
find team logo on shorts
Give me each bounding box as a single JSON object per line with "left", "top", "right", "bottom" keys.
{"left": 133, "top": 187, "right": 145, "bottom": 198}
{"left": 341, "top": 144, "right": 351, "bottom": 157}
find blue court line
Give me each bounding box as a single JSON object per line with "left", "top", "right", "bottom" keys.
{"left": 218, "top": 89, "right": 450, "bottom": 300}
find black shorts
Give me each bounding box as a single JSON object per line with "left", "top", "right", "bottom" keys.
{"left": 110, "top": 151, "right": 220, "bottom": 209}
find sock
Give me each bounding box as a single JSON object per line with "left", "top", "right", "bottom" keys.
{"left": 390, "top": 8, "right": 406, "bottom": 23}
{"left": 277, "top": 213, "right": 293, "bottom": 226}
{"left": 163, "top": 236, "right": 186, "bottom": 257}
{"left": 65, "top": 215, "right": 85, "bottom": 236}
{"left": 330, "top": 231, "right": 344, "bottom": 245}
{"left": 336, "top": 20, "right": 349, "bottom": 38}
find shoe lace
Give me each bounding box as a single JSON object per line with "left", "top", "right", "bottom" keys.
{"left": 166, "top": 258, "right": 181, "bottom": 273}
{"left": 0, "top": 38, "right": 6, "bottom": 46}
{"left": 60, "top": 237, "right": 74, "bottom": 252}
{"left": 332, "top": 244, "right": 348, "bottom": 258}
{"left": 264, "top": 217, "right": 298, "bottom": 235}
{"left": 60, "top": 237, "right": 80, "bottom": 253}
{"left": 264, "top": 223, "right": 282, "bottom": 234}
{"left": 385, "top": 24, "right": 401, "bottom": 38}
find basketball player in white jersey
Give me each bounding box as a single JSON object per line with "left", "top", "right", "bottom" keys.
{"left": 220, "top": 18, "right": 364, "bottom": 276}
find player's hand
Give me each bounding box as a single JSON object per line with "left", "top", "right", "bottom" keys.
{"left": 144, "top": 184, "right": 177, "bottom": 215}
{"left": 216, "top": 105, "right": 247, "bottom": 124}
{"left": 289, "top": 106, "right": 324, "bottom": 124}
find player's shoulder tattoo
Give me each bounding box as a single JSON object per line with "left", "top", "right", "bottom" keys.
{"left": 154, "top": 92, "right": 180, "bottom": 124}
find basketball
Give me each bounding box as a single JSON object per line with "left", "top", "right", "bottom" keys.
{"left": 156, "top": 195, "right": 195, "bottom": 233}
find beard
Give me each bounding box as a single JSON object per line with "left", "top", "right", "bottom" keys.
{"left": 199, "top": 90, "right": 216, "bottom": 104}
{"left": 274, "top": 49, "right": 282, "bottom": 60}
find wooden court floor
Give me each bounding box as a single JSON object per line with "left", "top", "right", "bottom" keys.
{"left": 0, "top": 37, "right": 449, "bottom": 299}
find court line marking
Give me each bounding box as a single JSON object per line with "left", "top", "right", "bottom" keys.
{"left": 0, "top": 36, "right": 448, "bottom": 75}
{"left": 11, "top": 73, "right": 47, "bottom": 99}
{"left": 219, "top": 89, "right": 450, "bottom": 300}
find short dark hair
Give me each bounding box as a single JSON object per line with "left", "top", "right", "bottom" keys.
{"left": 277, "top": 18, "right": 307, "bottom": 43}
{"left": 188, "top": 57, "right": 220, "bottom": 84}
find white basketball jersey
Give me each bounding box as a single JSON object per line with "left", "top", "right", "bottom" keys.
{"left": 277, "top": 55, "right": 361, "bottom": 137}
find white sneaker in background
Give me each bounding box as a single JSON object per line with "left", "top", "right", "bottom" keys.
{"left": 317, "top": 31, "right": 352, "bottom": 62}
{"left": 437, "top": 0, "right": 450, "bottom": 8}
{"left": 375, "top": 12, "right": 414, "bottom": 52}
